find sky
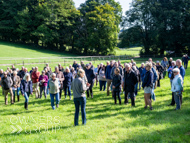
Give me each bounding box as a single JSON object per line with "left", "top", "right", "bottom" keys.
{"left": 73, "top": 0, "right": 133, "bottom": 16}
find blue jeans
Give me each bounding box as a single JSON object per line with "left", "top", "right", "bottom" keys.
{"left": 151, "top": 83, "right": 156, "bottom": 101}
{"left": 99, "top": 80, "right": 106, "bottom": 91}
{"left": 13, "top": 87, "right": 20, "bottom": 96}
{"left": 64, "top": 85, "right": 71, "bottom": 97}
{"left": 47, "top": 88, "right": 49, "bottom": 95}
{"left": 184, "top": 62, "right": 188, "bottom": 69}
{"left": 174, "top": 91, "right": 181, "bottom": 110}
{"left": 50, "top": 93, "right": 59, "bottom": 109}
{"left": 24, "top": 92, "right": 30, "bottom": 103}
{"left": 74, "top": 97, "right": 86, "bottom": 126}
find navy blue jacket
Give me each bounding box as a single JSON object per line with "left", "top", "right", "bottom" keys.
{"left": 63, "top": 72, "right": 73, "bottom": 86}
{"left": 105, "top": 65, "right": 113, "bottom": 80}
{"left": 142, "top": 70, "right": 153, "bottom": 88}
{"left": 72, "top": 64, "right": 79, "bottom": 71}
{"left": 184, "top": 57, "right": 189, "bottom": 63}
{"left": 20, "top": 80, "right": 33, "bottom": 95}
{"left": 179, "top": 66, "right": 185, "bottom": 80}
{"left": 85, "top": 68, "right": 95, "bottom": 83}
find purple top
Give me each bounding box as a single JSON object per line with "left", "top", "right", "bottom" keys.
{"left": 39, "top": 75, "right": 48, "bottom": 87}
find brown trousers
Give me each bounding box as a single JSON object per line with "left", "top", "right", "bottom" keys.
{"left": 4, "top": 88, "right": 14, "bottom": 105}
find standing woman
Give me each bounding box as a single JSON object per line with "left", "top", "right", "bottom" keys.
{"left": 142, "top": 63, "right": 153, "bottom": 110}
{"left": 161, "top": 57, "right": 169, "bottom": 78}
{"left": 20, "top": 73, "right": 33, "bottom": 110}
{"left": 12, "top": 71, "right": 21, "bottom": 102}
{"left": 171, "top": 68, "right": 183, "bottom": 110}
{"left": 112, "top": 68, "right": 122, "bottom": 105}
{"left": 98, "top": 64, "right": 107, "bottom": 91}
{"left": 156, "top": 61, "right": 164, "bottom": 87}
{"left": 39, "top": 71, "right": 49, "bottom": 99}
{"left": 63, "top": 67, "right": 73, "bottom": 100}
{"left": 48, "top": 73, "right": 60, "bottom": 110}
{"left": 71, "top": 69, "right": 90, "bottom": 126}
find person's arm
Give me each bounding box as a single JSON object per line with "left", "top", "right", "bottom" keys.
{"left": 10, "top": 77, "right": 13, "bottom": 87}
{"left": 59, "top": 73, "right": 65, "bottom": 82}
{"left": 18, "top": 77, "right": 21, "bottom": 86}
{"left": 20, "top": 81, "right": 24, "bottom": 95}
{"left": 177, "top": 77, "right": 183, "bottom": 91}
{"left": 30, "top": 81, "right": 33, "bottom": 94}
{"left": 80, "top": 79, "right": 89, "bottom": 92}
{"left": 110, "top": 68, "right": 114, "bottom": 79}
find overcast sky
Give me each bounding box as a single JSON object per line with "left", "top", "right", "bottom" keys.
{"left": 73, "top": 0, "right": 132, "bottom": 16}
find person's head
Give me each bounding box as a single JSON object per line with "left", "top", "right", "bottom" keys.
{"left": 97, "top": 65, "right": 100, "bottom": 68}
{"left": 74, "top": 61, "right": 77, "bottom": 64}
{"left": 0, "top": 69, "right": 3, "bottom": 74}
{"left": 173, "top": 68, "right": 180, "bottom": 76}
{"left": 78, "top": 69, "right": 85, "bottom": 78}
{"left": 145, "top": 63, "right": 152, "bottom": 71}
{"left": 22, "top": 66, "right": 24, "bottom": 71}
{"left": 4, "top": 72, "right": 7, "bottom": 78}
{"left": 114, "top": 68, "right": 120, "bottom": 75}
{"left": 69, "top": 65, "right": 72, "bottom": 68}
{"left": 156, "top": 61, "right": 160, "bottom": 66}
{"left": 115, "top": 62, "right": 119, "bottom": 68}
{"left": 89, "top": 62, "right": 92, "bottom": 65}
{"left": 65, "top": 67, "right": 70, "bottom": 73}
{"left": 81, "top": 61, "right": 84, "bottom": 64}
{"left": 171, "top": 61, "right": 176, "bottom": 66}
{"left": 13, "top": 71, "right": 17, "bottom": 76}
{"left": 176, "top": 59, "right": 182, "bottom": 67}
{"left": 32, "top": 67, "right": 35, "bottom": 71}
{"left": 131, "top": 59, "right": 134, "bottom": 63}
{"left": 35, "top": 67, "right": 38, "bottom": 72}
{"left": 141, "top": 63, "right": 145, "bottom": 68}
{"left": 16, "top": 68, "right": 19, "bottom": 72}
{"left": 169, "top": 58, "right": 173, "bottom": 61}
{"left": 24, "top": 73, "right": 31, "bottom": 81}
{"left": 24, "top": 68, "right": 27, "bottom": 73}
{"left": 106, "top": 61, "right": 110, "bottom": 66}
{"left": 12, "top": 65, "right": 15, "bottom": 68}
{"left": 110, "top": 60, "right": 114, "bottom": 66}
{"left": 118, "top": 60, "right": 121, "bottom": 64}
{"left": 86, "top": 64, "right": 90, "bottom": 70}
{"left": 55, "top": 66, "right": 59, "bottom": 72}
{"left": 132, "top": 62, "right": 136, "bottom": 66}
{"left": 149, "top": 58, "right": 152, "bottom": 63}
{"left": 7, "top": 67, "right": 10, "bottom": 71}
{"left": 58, "top": 63, "right": 61, "bottom": 67}
{"left": 51, "top": 73, "right": 56, "bottom": 80}
{"left": 124, "top": 63, "right": 127, "bottom": 67}
{"left": 44, "top": 68, "right": 48, "bottom": 73}
{"left": 71, "top": 67, "right": 75, "bottom": 72}
{"left": 100, "top": 63, "right": 103, "bottom": 68}
{"left": 186, "top": 54, "right": 188, "bottom": 57}
{"left": 125, "top": 64, "right": 131, "bottom": 73}
{"left": 42, "top": 70, "right": 45, "bottom": 75}
{"left": 46, "top": 63, "right": 49, "bottom": 67}
{"left": 163, "top": 57, "right": 168, "bottom": 61}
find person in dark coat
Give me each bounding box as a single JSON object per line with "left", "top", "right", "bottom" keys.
{"left": 20, "top": 73, "right": 33, "bottom": 110}
{"left": 112, "top": 68, "right": 122, "bottom": 105}
{"left": 105, "top": 61, "right": 114, "bottom": 96}
{"left": 156, "top": 61, "right": 164, "bottom": 87}
{"left": 18, "top": 66, "right": 25, "bottom": 80}
{"left": 72, "top": 61, "right": 79, "bottom": 71}
{"left": 63, "top": 67, "right": 73, "bottom": 100}
{"left": 123, "top": 64, "right": 138, "bottom": 106}
{"left": 142, "top": 63, "right": 153, "bottom": 110}
{"left": 184, "top": 54, "right": 189, "bottom": 69}
{"left": 85, "top": 64, "right": 95, "bottom": 98}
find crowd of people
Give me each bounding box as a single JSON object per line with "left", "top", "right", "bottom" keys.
{"left": 0, "top": 56, "right": 187, "bottom": 126}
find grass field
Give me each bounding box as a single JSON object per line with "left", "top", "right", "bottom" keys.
{"left": 0, "top": 63, "right": 190, "bottom": 142}
{"left": 115, "top": 47, "right": 142, "bottom": 56}
{"left": 0, "top": 41, "right": 189, "bottom": 143}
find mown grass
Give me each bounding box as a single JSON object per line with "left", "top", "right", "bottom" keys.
{"left": 0, "top": 60, "right": 189, "bottom": 143}
{"left": 115, "top": 47, "right": 142, "bottom": 56}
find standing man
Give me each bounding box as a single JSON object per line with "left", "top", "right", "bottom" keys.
{"left": 123, "top": 64, "right": 138, "bottom": 107}
{"left": 73, "top": 61, "right": 78, "bottom": 71}
{"left": 32, "top": 67, "right": 40, "bottom": 98}
{"left": 105, "top": 60, "right": 114, "bottom": 96}
{"left": 184, "top": 54, "right": 189, "bottom": 69}
{"left": 1, "top": 72, "right": 14, "bottom": 105}
{"left": 85, "top": 64, "right": 95, "bottom": 98}
{"left": 54, "top": 66, "right": 65, "bottom": 100}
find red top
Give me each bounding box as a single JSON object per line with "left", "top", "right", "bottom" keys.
{"left": 32, "top": 71, "right": 40, "bottom": 83}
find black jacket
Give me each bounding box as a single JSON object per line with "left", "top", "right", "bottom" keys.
{"left": 85, "top": 68, "right": 95, "bottom": 83}
{"left": 123, "top": 70, "right": 138, "bottom": 92}
{"left": 1, "top": 76, "right": 12, "bottom": 90}
{"left": 112, "top": 74, "right": 122, "bottom": 92}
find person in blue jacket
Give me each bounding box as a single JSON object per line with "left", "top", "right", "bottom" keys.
{"left": 20, "top": 73, "right": 33, "bottom": 110}
{"left": 105, "top": 60, "right": 114, "bottom": 96}
{"left": 138, "top": 63, "right": 145, "bottom": 90}
{"left": 63, "top": 67, "right": 73, "bottom": 100}
{"left": 85, "top": 64, "right": 95, "bottom": 98}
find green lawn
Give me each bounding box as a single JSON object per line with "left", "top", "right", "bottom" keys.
{"left": 0, "top": 61, "right": 189, "bottom": 142}
{"left": 115, "top": 47, "right": 142, "bottom": 56}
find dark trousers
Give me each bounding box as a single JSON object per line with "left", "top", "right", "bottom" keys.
{"left": 99, "top": 80, "right": 106, "bottom": 91}
{"left": 64, "top": 85, "right": 71, "bottom": 98}
{"left": 59, "top": 89, "right": 63, "bottom": 99}
{"left": 125, "top": 92, "right": 135, "bottom": 106}
{"left": 113, "top": 91, "right": 121, "bottom": 104}
{"left": 170, "top": 92, "right": 175, "bottom": 105}
{"left": 184, "top": 62, "right": 188, "bottom": 69}
{"left": 157, "top": 80, "right": 160, "bottom": 87}
{"left": 74, "top": 97, "right": 86, "bottom": 126}
{"left": 86, "top": 89, "right": 93, "bottom": 98}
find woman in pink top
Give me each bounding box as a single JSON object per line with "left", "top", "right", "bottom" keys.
{"left": 39, "top": 71, "right": 49, "bottom": 99}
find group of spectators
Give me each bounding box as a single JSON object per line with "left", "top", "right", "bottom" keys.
{"left": 0, "top": 56, "right": 187, "bottom": 126}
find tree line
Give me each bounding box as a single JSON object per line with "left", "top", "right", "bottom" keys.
{"left": 0, "top": 0, "right": 121, "bottom": 55}
{"left": 119, "top": 0, "right": 190, "bottom": 56}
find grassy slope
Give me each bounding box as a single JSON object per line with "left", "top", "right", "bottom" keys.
{"left": 115, "top": 47, "right": 142, "bottom": 56}
{"left": 0, "top": 61, "right": 189, "bottom": 142}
